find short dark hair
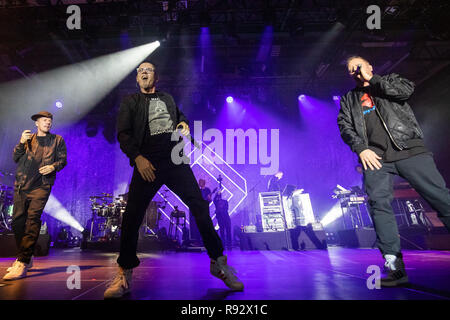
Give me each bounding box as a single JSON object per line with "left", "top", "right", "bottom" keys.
{"left": 138, "top": 60, "right": 157, "bottom": 69}
{"left": 137, "top": 60, "right": 159, "bottom": 80}
{"left": 345, "top": 55, "right": 369, "bottom": 67}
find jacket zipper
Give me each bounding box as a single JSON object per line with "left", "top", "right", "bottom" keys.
{"left": 357, "top": 94, "right": 369, "bottom": 145}
{"left": 374, "top": 105, "right": 403, "bottom": 150}
{"left": 360, "top": 106, "right": 368, "bottom": 144}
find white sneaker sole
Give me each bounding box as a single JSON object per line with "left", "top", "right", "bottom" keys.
{"left": 210, "top": 270, "right": 244, "bottom": 291}
{"left": 3, "top": 273, "right": 27, "bottom": 281}
{"left": 104, "top": 289, "right": 131, "bottom": 299}
{"left": 6, "top": 266, "right": 32, "bottom": 272}
{"left": 7, "top": 260, "right": 33, "bottom": 272}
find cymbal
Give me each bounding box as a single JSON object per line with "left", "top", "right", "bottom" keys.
{"left": 90, "top": 195, "right": 113, "bottom": 198}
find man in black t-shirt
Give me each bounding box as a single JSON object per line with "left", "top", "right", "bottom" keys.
{"left": 3, "top": 111, "right": 67, "bottom": 281}
{"left": 338, "top": 56, "right": 450, "bottom": 287}
{"left": 105, "top": 61, "right": 244, "bottom": 298}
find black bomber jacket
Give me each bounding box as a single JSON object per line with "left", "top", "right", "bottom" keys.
{"left": 337, "top": 73, "right": 425, "bottom": 155}
{"left": 117, "top": 91, "right": 189, "bottom": 166}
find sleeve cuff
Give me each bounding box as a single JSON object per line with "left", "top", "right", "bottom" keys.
{"left": 354, "top": 144, "right": 368, "bottom": 155}
{"left": 369, "top": 74, "right": 382, "bottom": 86}
{"left": 131, "top": 151, "right": 141, "bottom": 162}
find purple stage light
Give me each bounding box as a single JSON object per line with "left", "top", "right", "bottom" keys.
{"left": 226, "top": 96, "right": 234, "bottom": 103}
{"left": 298, "top": 94, "right": 305, "bottom": 101}
{"left": 55, "top": 101, "right": 63, "bottom": 108}
{"left": 333, "top": 95, "right": 340, "bottom": 101}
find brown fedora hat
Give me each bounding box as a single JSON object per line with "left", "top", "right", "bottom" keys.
{"left": 31, "top": 111, "right": 53, "bottom": 121}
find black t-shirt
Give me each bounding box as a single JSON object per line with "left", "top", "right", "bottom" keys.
{"left": 23, "top": 135, "right": 51, "bottom": 191}
{"left": 141, "top": 93, "right": 178, "bottom": 158}
{"left": 358, "top": 87, "right": 428, "bottom": 162}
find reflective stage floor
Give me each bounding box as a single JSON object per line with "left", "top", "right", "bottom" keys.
{"left": 1, "top": 247, "right": 449, "bottom": 300}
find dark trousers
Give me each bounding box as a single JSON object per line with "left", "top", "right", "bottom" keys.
{"left": 216, "top": 212, "right": 232, "bottom": 247}
{"left": 117, "top": 158, "right": 224, "bottom": 269}
{"left": 12, "top": 186, "right": 51, "bottom": 264}
{"left": 364, "top": 153, "right": 450, "bottom": 257}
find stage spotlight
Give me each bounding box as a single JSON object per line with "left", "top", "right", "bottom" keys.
{"left": 298, "top": 94, "right": 305, "bottom": 101}
{"left": 45, "top": 194, "right": 84, "bottom": 232}
{"left": 226, "top": 96, "right": 234, "bottom": 103}
{"left": 333, "top": 95, "right": 340, "bottom": 101}
{"left": 320, "top": 202, "right": 343, "bottom": 227}
{"left": 55, "top": 100, "right": 63, "bottom": 108}
{"left": 0, "top": 40, "right": 161, "bottom": 126}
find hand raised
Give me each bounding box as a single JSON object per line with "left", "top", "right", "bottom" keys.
{"left": 20, "top": 130, "right": 32, "bottom": 144}
{"left": 359, "top": 64, "right": 373, "bottom": 82}
{"left": 177, "top": 121, "right": 190, "bottom": 136}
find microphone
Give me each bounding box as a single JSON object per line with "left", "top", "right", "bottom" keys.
{"left": 355, "top": 64, "right": 362, "bottom": 75}
{"left": 27, "top": 133, "right": 32, "bottom": 150}
{"left": 176, "top": 125, "right": 201, "bottom": 150}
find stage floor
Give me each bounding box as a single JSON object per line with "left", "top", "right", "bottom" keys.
{"left": 0, "top": 247, "right": 449, "bottom": 300}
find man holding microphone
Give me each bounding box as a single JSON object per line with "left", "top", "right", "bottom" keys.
{"left": 337, "top": 56, "right": 450, "bottom": 286}
{"left": 2, "top": 111, "right": 67, "bottom": 280}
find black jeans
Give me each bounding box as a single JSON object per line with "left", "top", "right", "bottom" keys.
{"left": 12, "top": 186, "right": 51, "bottom": 264}
{"left": 117, "top": 157, "right": 224, "bottom": 269}
{"left": 364, "top": 153, "right": 450, "bottom": 257}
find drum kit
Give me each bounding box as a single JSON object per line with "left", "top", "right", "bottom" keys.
{"left": 87, "top": 189, "right": 171, "bottom": 242}
{"left": 87, "top": 193, "right": 127, "bottom": 241}
{"left": 0, "top": 171, "right": 14, "bottom": 233}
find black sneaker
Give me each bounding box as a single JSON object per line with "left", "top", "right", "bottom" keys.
{"left": 381, "top": 255, "right": 409, "bottom": 287}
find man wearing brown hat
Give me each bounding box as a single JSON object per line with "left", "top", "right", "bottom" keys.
{"left": 2, "top": 111, "right": 67, "bottom": 280}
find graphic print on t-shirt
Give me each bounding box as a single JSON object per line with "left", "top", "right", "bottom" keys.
{"left": 148, "top": 98, "right": 173, "bottom": 135}
{"left": 361, "top": 93, "right": 376, "bottom": 115}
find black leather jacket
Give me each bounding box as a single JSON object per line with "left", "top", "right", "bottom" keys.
{"left": 13, "top": 133, "right": 67, "bottom": 190}
{"left": 117, "top": 91, "right": 188, "bottom": 166}
{"left": 337, "top": 73, "right": 425, "bottom": 155}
